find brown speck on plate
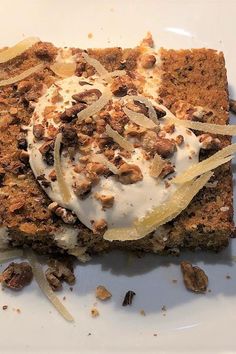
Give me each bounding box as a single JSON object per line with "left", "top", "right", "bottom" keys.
{"left": 88, "top": 32, "right": 93, "bottom": 39}
{"left": 226, "top": 275, "right": 231, "bottom": 279}
{"left": 91, "top": 307, "right": 99, "bottom": 318}
{"left": 140, "top": 309, "right": 146, "bottom": 316}
{"left": 2, "top": 305, "right": 8, "bottom": 310}
{"left": 122, "top": 290, "right": 136, "bottom": 306}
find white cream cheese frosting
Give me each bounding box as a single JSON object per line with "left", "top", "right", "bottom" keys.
{"left": 27, "top": 52, "right": 201, "bottom": 231}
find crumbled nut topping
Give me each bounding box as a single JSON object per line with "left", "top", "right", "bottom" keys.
{"left": 72, "top": 89, "right": 102, "bottom": 104}
{"left": 1, "top": 262, "right": 33, "bottom": 290}
{"left": 199, "top": 134, "right": 221, "bottom": 150}
{"left": 118, "top": 163, "right": 143, "bottom": 184}
{"left": 95, "top": 193, "right": 114, "bottom": 209}
{"left": 95, "top": 285, "right": 112, "bottom": 300}
{"left": 33, "top": 124, "right": 45, "bottom": 140}
{"left": 92, "top": 219, "right": 107, "bottom": 234}
{"left": 45, "top": 259, "right": 75, "bottom": 291}
{"left": 73, "top": 179, "right": 92, "bottom": 198}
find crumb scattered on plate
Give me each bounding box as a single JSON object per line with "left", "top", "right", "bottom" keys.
{"left": 91, "top": 307, "right": 99, "bottom": 318}
{"left": 95, "top": 285, "right": 112, "bottom": 301}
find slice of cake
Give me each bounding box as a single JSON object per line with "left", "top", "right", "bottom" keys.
{"left": 0, "top": 35, "right": 234, "bottom": 262}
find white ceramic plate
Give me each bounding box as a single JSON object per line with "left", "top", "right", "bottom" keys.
{"left": 1, "top": 0, "right": 236, "bottom": 353}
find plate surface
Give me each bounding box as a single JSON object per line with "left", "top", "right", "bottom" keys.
{"left": 0, "top": 1, "right": 236, "bottom": 353}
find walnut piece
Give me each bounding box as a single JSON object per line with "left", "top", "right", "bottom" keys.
{"left": 2, "top": 262, "right": 33, "bottom": 290}
{"left": 142, "top": 131, "right": 176, "bottom": 158}
{"left": 140, "top": 54, "right": 156, "bottom": 69}
{"left": 95, "top": 193, "right": 114, "bottom": 209}
{"left": 118, "top": 163, "right": 143, "bottom": 184}
{"left": 92, "top": 219, "right": 107, "bottom": 234}
{"left": 60, "top": 103, "right": 86, "bottom": 122}
{"left": 180, "top": 261, "right": 208, "bottom": 293}
{"left": 95, "top": 285, "right": 112, "bottom": 300}
{"left": 72, "top": 89, "right": 102, "bottom": 105}
{"left": 33, "top": 124, "right": 45, "bottom": 140}
{"left": 73, "top": 179, "right": 92, "bottom": 198}
{"left": 199, "top": 134, "right": 221, "bottom": 150}
{"left": 122, "top": 290, "right": 136, "bottom": 306}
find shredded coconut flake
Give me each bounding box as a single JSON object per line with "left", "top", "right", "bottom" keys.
{"left": 0, "top": 37, "right": 40, "bottom": 63}
{"left": 0, "top": 63, "right": 44, "bottom": 87}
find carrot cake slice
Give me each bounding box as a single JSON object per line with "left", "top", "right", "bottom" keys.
{"left": 0, "top": 35, "right": 234, "bottom": 261}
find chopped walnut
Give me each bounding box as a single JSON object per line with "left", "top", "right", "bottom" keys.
{"left": 160, "top": 164, "right": 175, "bottom": 178}
{"left": 126, "top": 100, "right": 148, "bottom": 116}
{"left": 74, "top": 163, "right": 84, "bottom": 173}
{"left": 45, "top": 259, "right": 75, "bottom": 291}
{"left": 118, "top": 163, "right": 143, "bottom": 184}
{"left": 61, "top": 125, "right": 78, "bottom": 146}
{"left": 77, "top": 132, "right": 91, "bottom": 146}
{"left": 95, "top": 193, "right": 114, "bottom": 209}
{"left": 180, "top": 261, "right": 208, "bottom": 293}
{"left": 95, "top": 285, "right": 112, "bottom": 300}
{"left": 164, "top": 123, "right": 175, "bottom": 134}
{"left": 110, "top": 76, "right": 135, "bottom": 97}
{"left": 142, "top": 131, "right": 176, "bottom": 158}
{"left": 140, "top": 53, "right": 156, "bottom": 69}
{"left": 125, "top": 123, "right": 146, "bottom": 137}
{"left": 60, "top": 103, "right": 86, "bottom": 122}
{"left": 73, "top": 178, "right": 92, "bottom": 198}
{"left": 92, "top": 219, "right": 107, "bottom": 234}
{"left": 39, "top": 140, "right": 54, "bottom": 166}
{"left": 48, "top": 203, "right": 77, "bottom": 224}
{"left": 199, "top": 134, "right": 221, "bottom": 150}
{"left": 2, "top": 262, "right": 33, "bottom": 290}
{"left": 48, "top": 169, "right": 57, "bottom": 181}
{"left": 175, "top": 135, "right": 184, "bottom": 145}
{"left": 33, "top": 124, "right": 45, "bottom": 140}
{"left": 72, "top": 89, "right": 102, "bottom": 105}
{"left": 86, "top": 162, "right": 108, "bottom": 176}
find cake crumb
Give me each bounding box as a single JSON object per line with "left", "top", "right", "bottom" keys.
{"left": 63, "top": 296, "right": 66, "bottom": 301}
{"left": 161, "top": 305, "right": 167, "bottom": 312}
{"left": 91, "top": 307, "right": 99, "bottom": 318}
{"left": 172, "top": 279, "right": 177, "bottom": 284}
{"left": 140, "top": 309, "right": 146, "bottom": 316}
{"left": 153, "top": 333, "right": 158, "bottom": 337}
{"left": 2, "top": 305, "right": 8, "bottom": 310}
{"left": 226, "top": 275, "right": 231, "bottom": 279}
{"left": 16, "top": 308, "right": 21, "bottom": 314}
{"left": 88, "top": 33, "right": 93, "bottom": 39}
{"left": 95, "top": 285, "right": 112, "bottom": 301}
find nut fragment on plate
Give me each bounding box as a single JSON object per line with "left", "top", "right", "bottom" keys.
{"left": 180, "top": 261, "right": 208, "bottom": 293}
{"left": 1, "top": 262, "right": 33, "bottom": 290}
{"left": 45, "top": 259, "right": 75, "bottom": 291}
{"left": 95, "top": 285, "right": 112, "bottom": 300}
{"left": 122, "top": 290, "right": 136, "bottom": 306}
